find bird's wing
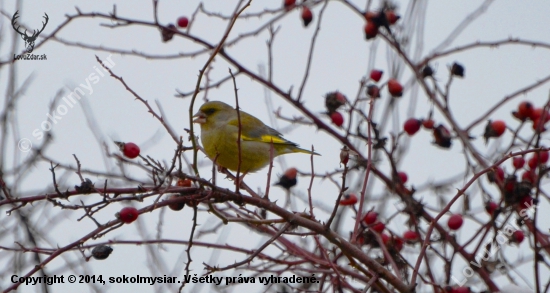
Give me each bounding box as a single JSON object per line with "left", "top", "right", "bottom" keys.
{"left": 227, "top": 111, "right": 297, "bottom": 146}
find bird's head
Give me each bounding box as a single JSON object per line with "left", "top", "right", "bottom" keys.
{"left": 193, "top": 101, "right": 235, "bottom": 127}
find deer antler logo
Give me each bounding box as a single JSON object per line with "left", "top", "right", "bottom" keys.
{"left": 11, "top": 11, "right": 49, "bottom": 53}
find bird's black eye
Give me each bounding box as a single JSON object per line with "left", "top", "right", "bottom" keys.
{"left": 203, "top": 108, "right": 216, "bottom": 115}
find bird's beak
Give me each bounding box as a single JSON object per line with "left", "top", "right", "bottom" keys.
{"left": 192, "top": 111, "right": 206, "bottom": 124}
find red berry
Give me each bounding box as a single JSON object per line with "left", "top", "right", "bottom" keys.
{"left": 334, "top": 92, "right": 346, "bottom": 104}
{"left": 454, "top": 287, "right": 470, "bottom": 293}
{"left": 403, "top": 230, "right": 419, "bottom": 242}
{"left": 283, "top": 0, "right": 296, "bottom": 10}
{"left": 534, "top": 150, "right": 549, "bottom": 164}
{"left": 491, "top": 120, "right": 506, "bottom": 136}
{"left": 392, "top": 237, "right": 404, "bottom": 252}
{"left": 364, "top": 11, "right": 377, "bottom": 21}
{"left": 387, "top": 79, "right": 403, "bottom": 97}
{"left": 397, "top": 171, "right": 408, "bottom": 184}
{"left": 177, "top": 179, "right": 192, "bottom": 187}
{"left": 339, "top": 194, "right": 358, "bottom": 206}
{"left": 521, "top": 170, "right": 537, "bottom": 184}
{"left": 484, "top": 120, "right": 506, "bottom": 143}
{"left": 516, "top": 101, "right": 533, "bottom": 120}
{"left": 495, "top": 167, "right": 505, "bottom": 181}
{"left": 519, "top": 196, "right": 534, "bottom": 209}
{"left": 530, "top": 108, "right": 550, "bottom": 122}
{"left": 527, "top": 157, "right": 538, "bottom": 169}
{"left": 422, "top": 119, "right": 434, "bottom": 129}
{"left": 512, "top": 230, "right": 525, "bottom": 244}
{"left": 325, "top": 92, "right": 346, "bottom": 113}
{"left": 512, "top": 157, "right": 525, "bottom": 169}
{"left": 447, "top": 214, "right": 463, "bottom": 230}
{"left": 403, "top": 118, "right": 421, "bottom": 135}
{"left": 330, "top": 112, "right": 344, "bottom": 127}
{"left": 301, "top": 7, "right": 313, "bottom": 27}
{"left": 372, "top": 222, "right": 385, "bottom": 233}
{"left": 504, "top": 177, "right": 516, "bottom": 193}
{"left": 485, "top": 201, "right": 498, "bottom": 215}
{"left": 118, "top": 207, "right": 139, "bottom": 224}
{"left": 364, "top": 21, "right": 378, "bottom": 40}
{"left": 283, "top": 167, "right": 298, "bottom": 179}
{"left": 123, "top": 142, "right": 140, "bottom": 159}
{"left": 177, "top": 17, "right": 189, "bottom": 28}
{"left": 531, "top": 108, "right": 542, "bottom": 120}
{"left": 168, "top": 194, "right": 185, "bottom": 211}
{"left": 370, "top": 69, "right": 383, "bottom": 82}
{"left": 363, "top": 211, "right": 378, "bottom": 225}
{"left": 385, "top": 10, "right": 400, "bottom": 25}
{"left": 340, "top": 146, "right": 350, "bottom": 165}
{"left": 533, "top": 118, "right": 547, "bottom": 132}
{"left": 366, "top": 84, "right": 381, "bottom": 98}
{"left": 488, "top": 167, "right": 505, "bottom": 183}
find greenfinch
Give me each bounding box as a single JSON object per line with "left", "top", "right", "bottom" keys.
{"left": 193, "top": 101, "right": 319, "bottom": 173}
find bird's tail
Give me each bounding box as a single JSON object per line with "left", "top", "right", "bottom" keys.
{"left": 294, "top": 147, "right": 321, "bottom": 156}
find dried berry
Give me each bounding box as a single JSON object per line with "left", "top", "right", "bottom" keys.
{"left": 91, "top": 245, "right": 113, "bottom": 260}
{"left": 274, "top": 168, "right": 298, "bottom": 190}
{"left": 450, "top": 62, "right": 464, "bottom": 77}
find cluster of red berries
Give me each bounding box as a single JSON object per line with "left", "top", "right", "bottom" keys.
{"left": 403, "top": 117, "right": 436, "bottom": 135}
{"left": 167, "top": 179, "right": 194, "bottom": 211}
{"left": 380, "top": 233, "right": 403, "bottom": 253}
{"left": 402, "top": 117, "right": 452, "bottom": 148}
{"left": 366, "top": 69, "right": 404, "bottom": 99}
{"left": 356, "top": 211, "right": 422, "bottom": 255}
{"left": 489, "top": 150, "right": 546, "bottom": 206}
{"left": 512, "top": 101, "right": 550, "bottom": 132}
{"left": 325, "top": 91, "right": 347, "bottom": 127}
{"left": 485, "top": 201, "right": 530, "bottom": 245}
{"left": 508, "top": 149, "right": 547, "bottom": 185}
{"left": 360, "top": 211, "right": 400, "bottom": 251}
{"left": 363, "top": 211, "right": 385, "bottom": 233}
{"left": 488, "top": 165, "right": 535, "bottom": 208}
{"left": 363, "top": 9, "right": 400, "bottom": 40}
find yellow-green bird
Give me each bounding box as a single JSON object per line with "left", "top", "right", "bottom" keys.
{"left": 193, "top": 101, "right": 319, "bottom": 174}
